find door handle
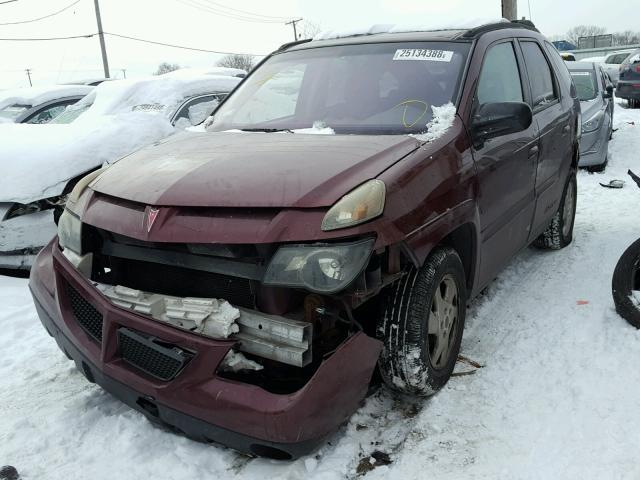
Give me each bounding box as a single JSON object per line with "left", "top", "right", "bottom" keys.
{"left": 563, "top": 124, "right": 570, "bottom": 133}
{"left": 529, "top": 145, "right": 539, "bottom": 156}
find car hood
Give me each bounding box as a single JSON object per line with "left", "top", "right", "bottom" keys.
{"left": 90, "top": 131, "right": 419, "bottom": 208}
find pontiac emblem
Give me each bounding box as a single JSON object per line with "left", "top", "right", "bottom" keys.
{"left": 146, "top": 207, "right": 160, "bottom": 232}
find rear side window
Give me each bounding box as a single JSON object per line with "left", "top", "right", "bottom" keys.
{"left": 544, "top": 41, "right": 575, "bottom": 98}
{"left": 477, "top": 42, "right": 523, "bottom": 105}
{"left": 521, "top": 41, "right": 557, "bottom": 108}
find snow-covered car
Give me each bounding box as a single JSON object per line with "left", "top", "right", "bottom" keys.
{"left": 568, "top": 62, "right": 614, "bottom": 171}
{"left": 0, "top": 73, "right": 241, "bottom": 269}
{"left": 0, "top": 85, "right": 93, "bottom": 124}
{"left": 30, "top": 20, "right": 580, "bottom": 459}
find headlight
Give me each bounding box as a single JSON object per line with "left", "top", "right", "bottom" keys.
{"left": 263, "top": 238, "right": 375, "bottom": 294}
{"left": 582, "top": 111, "right": 603, "bottom": 133}
{"left": 321, "top": 180, "right": 385, "bottom": 232}
{"left": 57, "top": 208, "right": 83, "bottom": 254}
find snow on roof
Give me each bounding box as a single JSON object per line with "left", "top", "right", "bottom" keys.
{"left": 73, "top": 73, "right": 241, "bottom": 120}
{"left": 0, "top": 85, "right": 93, "bottom": 110}
{"left": 313, "top": 18, "right": 509, "bottom": 41}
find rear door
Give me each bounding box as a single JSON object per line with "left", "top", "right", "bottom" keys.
{"left": 518, "top": 39, "right": 572, "bottom": 239}
{"left": 472, "top": 39, "right": 539, "bottom": 287}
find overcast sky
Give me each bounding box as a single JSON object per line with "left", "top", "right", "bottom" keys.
{"left": 1, "top": 0, "right": 639, "bottom": 89}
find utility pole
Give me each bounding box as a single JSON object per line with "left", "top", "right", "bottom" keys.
{"left": 285, "top": 18, "right": 303, "bottom": 41}
{"left": 93, "top": 0, "right": 110, "bottom": 78}
{"left": 121, "top": 68, "right": 126, "bottom": 79}
{"left": 501, "top": 0, "right": 517, "bottom": 20}
{"left": 25, "top": 68, "right": 32, "bottom": 86}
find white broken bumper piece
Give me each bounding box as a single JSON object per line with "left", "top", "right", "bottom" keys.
{"left": 95, "top": 283, "right": 312, "bottom": 367}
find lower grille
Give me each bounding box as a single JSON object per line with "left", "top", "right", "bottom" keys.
{"left": 67, "top": 283, "right": 104, "bottom": 342}
{"left": 117, "top": 328, "right": 193, "bottom": 381}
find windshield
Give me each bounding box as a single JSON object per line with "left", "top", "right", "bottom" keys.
{"left": 207, "top": 42, "right": 470, "bottom": 135}
{"left": 0, "top": 104, "right": 29, "bottom": 121}
{"left": 570, "top": 71, "right": 598, "bottom": 101}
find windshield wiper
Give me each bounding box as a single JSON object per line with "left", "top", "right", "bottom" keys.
{"left": 239, "top": 128, "right": 294, "bottom": 133}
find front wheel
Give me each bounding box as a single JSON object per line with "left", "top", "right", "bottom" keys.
{"left": 612, "top": 238, "right": 640, "bottom": 328}
{"left": 376, "top": 247, "right": 467, "bottom": 396}
{"left": 534, "top": 171, "right": 577, "bottom": 250}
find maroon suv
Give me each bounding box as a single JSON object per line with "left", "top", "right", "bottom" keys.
{"left": 30, "top": 20, "right": 580, "bottom": 459}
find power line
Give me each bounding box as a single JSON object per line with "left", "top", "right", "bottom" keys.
{"left": 173, "top": 0, "right": 286, "bottom": 23}
{"left": 197, "top": 0, "right": 292, "bottom": 21}
{"left": 0, "top": 0, "right": 81, "bottom": 26}
{"left": 0, "top": 33, "right": 96, "bottom": 41}
{"left": 104, "top": 32, "right": 263, "bottom": 55}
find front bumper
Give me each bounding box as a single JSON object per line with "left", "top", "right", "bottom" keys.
{"left": 0, "top": 206, "right": 57, "bottom": 269}
{"left": 578, "top": 125, "right": 608, "bottom": 167}
{"left": 29, "top": 239, "right": 382, "bottom": 459}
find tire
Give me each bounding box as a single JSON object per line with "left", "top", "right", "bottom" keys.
{"left": 612, "top": 238, "right": 640, "bottom": 328}
{"left": 587, "top": 156, "right": 608, "bottom": 173}
{"left": 376, "top": 247, "right": 467, "bottom": 396}
{"left": 534, "top": 171, "right": 577, "bottom": 250}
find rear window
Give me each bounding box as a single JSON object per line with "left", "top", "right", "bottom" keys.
{"left": 569, "top": 71, "right": 598, "bottom": 101}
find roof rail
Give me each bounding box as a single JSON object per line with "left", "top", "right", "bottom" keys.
{"left": 277, "top": 38, "right": 312, "bottom": 52}
{"left": 461, "top": 20, "right": 538, "bottom": 39}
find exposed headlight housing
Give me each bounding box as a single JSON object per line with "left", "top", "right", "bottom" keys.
{"left": 321, "top": 180, "right": 385, "bottom": 232}
{"left": 263, "top": 238, "right": 375, "bottom": 294}
{"left": 5, "top": 194, "right": 68, "bottom": 221}
{"left": 57, "top": 208, "right": 83, "bottom": 255}
{"left": 582, "top": 111, "right": 603, "bottom": 133}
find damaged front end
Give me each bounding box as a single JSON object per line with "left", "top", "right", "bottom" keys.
{"left": 31, "top": 191, "right": 400, "bottom": 457}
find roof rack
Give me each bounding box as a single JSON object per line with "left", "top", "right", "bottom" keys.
{"left": 462, "top": 19, "right": 538, "bottom": 38}
{"left": 277, "top": 38, "right": 312, "bottom": 52}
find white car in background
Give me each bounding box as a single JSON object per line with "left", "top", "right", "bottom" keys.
{"left": 0, "top": 71, "right": 242, "bottom": 268}
{"left": 601, "top": 50, "right": 636, "bottom": 85}
{"left": 0, "top": 85, "right": 93, "bottom": 124}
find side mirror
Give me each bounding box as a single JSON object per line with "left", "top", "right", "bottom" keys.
{"left": 604, "top": 84, "right": 614, "bottom": 98}
{"left": 471, "top": 102, "right": 533, "bottom": 144}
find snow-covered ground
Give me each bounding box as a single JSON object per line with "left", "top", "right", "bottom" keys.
{"left": 2, "top": 99, "right": 640, "bottom": 479}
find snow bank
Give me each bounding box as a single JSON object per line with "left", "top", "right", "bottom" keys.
{"left": 0, "top": 85, "right": 93, "bottom": 110}
{"left": 410, "top": 102, "right": 456, "bottom": 143}
{"left": 314, "top": 18, "right": 508, "bottom": 41}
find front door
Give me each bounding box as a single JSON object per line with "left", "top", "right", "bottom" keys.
{"left": 471, "top": 40, "right": 539, "bottom": 288}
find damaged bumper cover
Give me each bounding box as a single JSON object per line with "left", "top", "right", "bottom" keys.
{"left": 30, "top": 239, "right": 382, "bottom": 459}
{"left": 0, "top": 204, "right": 57, "bottom": 268}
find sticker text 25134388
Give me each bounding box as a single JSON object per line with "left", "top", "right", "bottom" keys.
{"left": 393, "top": 49, "right": 454, "bottom": 62}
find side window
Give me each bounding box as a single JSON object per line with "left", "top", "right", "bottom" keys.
{"left": 544, "top": 41, "right": 573, "bottom": 94}
{"left": 173, "top": 94, "right": 222, "bottom": 128}
{"left": 476, "top": 42, "right": 523, "bottom": 106}
{"left": 25, "top": 100, "right": 77, "bottom": 124}
{"left": 521, "top": 41, "right": 557, "bottom": 108}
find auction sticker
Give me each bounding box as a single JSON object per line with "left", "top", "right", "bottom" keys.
{"left": 393, "top": 49, "right": 454, "bottom": 62}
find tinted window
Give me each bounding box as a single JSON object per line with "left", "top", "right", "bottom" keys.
{"left": 521, "top": 41, "right": 557, "bottom": 107}
{"left": 544, "top": 41, "right": 574, "bottom": 97}
{"left": 477, "top": 42, "right": 523, "bottom": 105}
{"left": 207, "top": 41, "right": 471, "bottom": 135}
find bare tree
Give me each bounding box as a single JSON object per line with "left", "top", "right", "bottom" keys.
{"left": 565, "top": 25, "right": 607, "bottom": 46}
{"left": 154, "top": 62, "right": 180, "bottom": 75}
{"left": 299, "top": 20, "right": 322, "bottom": 40}
{"left": 217, "top": 54, "right": 256, "bottom": 72}
{"left": 613, "top": 30, "right": 640, "bottom": 46}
